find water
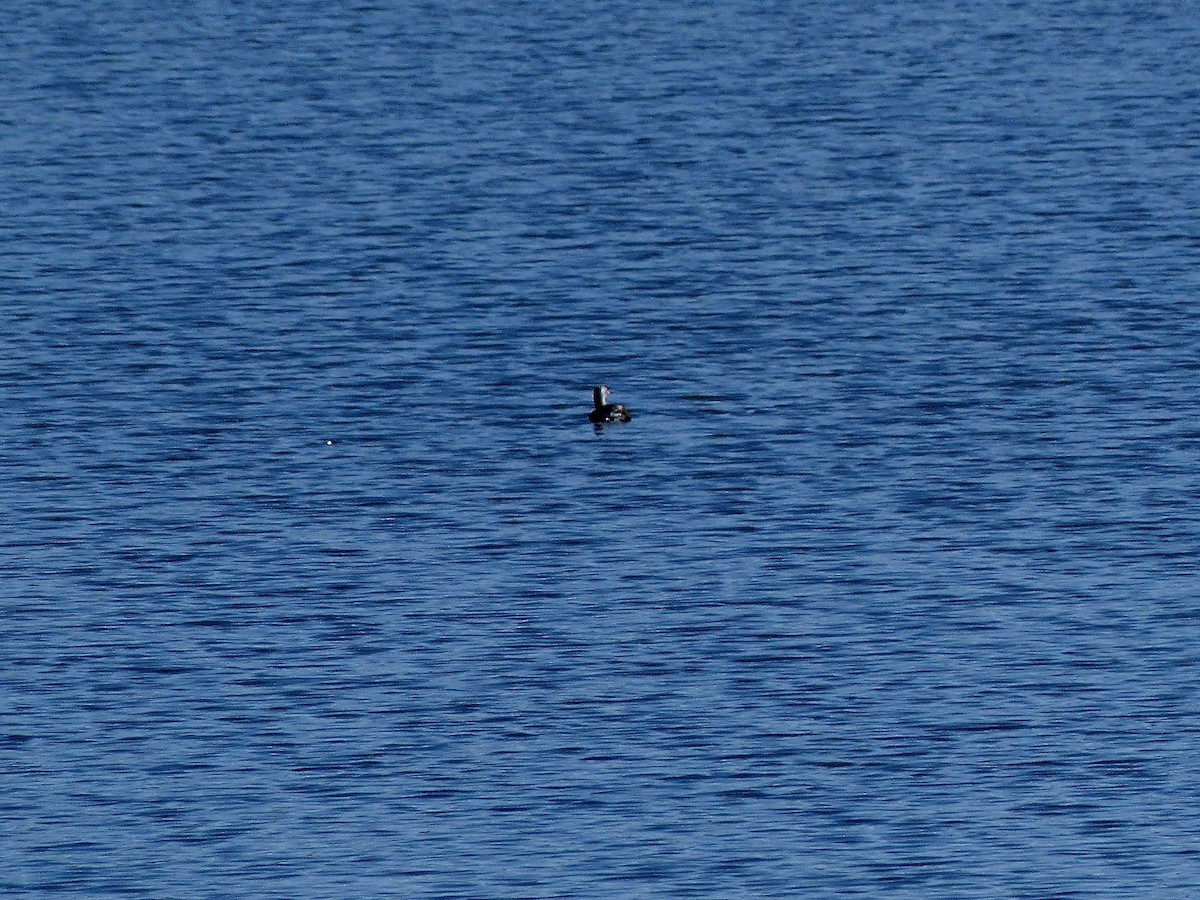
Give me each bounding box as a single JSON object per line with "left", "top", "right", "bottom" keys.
{"left": 3, "top": 0, "right": 1200, "bottom": 896}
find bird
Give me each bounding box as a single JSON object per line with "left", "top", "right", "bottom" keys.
{"left": 588, "top": 385, "right": 632, "bottom": 423}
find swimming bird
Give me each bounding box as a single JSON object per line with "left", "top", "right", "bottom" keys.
{"left": 588, "top": 385, "right": 632, "bottom": 423}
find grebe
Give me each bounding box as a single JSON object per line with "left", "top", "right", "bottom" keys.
{"left": 588, "top": 385, "right": 632, "bottom": 423}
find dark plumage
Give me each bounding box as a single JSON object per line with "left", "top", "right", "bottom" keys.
{"left": 588, "top": 385, "right": 632, "bottom": 423}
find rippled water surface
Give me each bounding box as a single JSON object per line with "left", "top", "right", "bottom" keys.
{"left": 4, "top": 0, "right": 1200, "bottom": 896}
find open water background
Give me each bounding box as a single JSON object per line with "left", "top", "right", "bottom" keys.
{"left": 3, "top": 0, "right": 1200, "bottom": 896}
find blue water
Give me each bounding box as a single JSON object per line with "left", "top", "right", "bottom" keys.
{"left": 4, "top": 0, "right": 1200, "bottom": 896}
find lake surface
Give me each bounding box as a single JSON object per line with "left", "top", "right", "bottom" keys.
{"left": 3, "top": 0, "right": 1200, "bottom": 896}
